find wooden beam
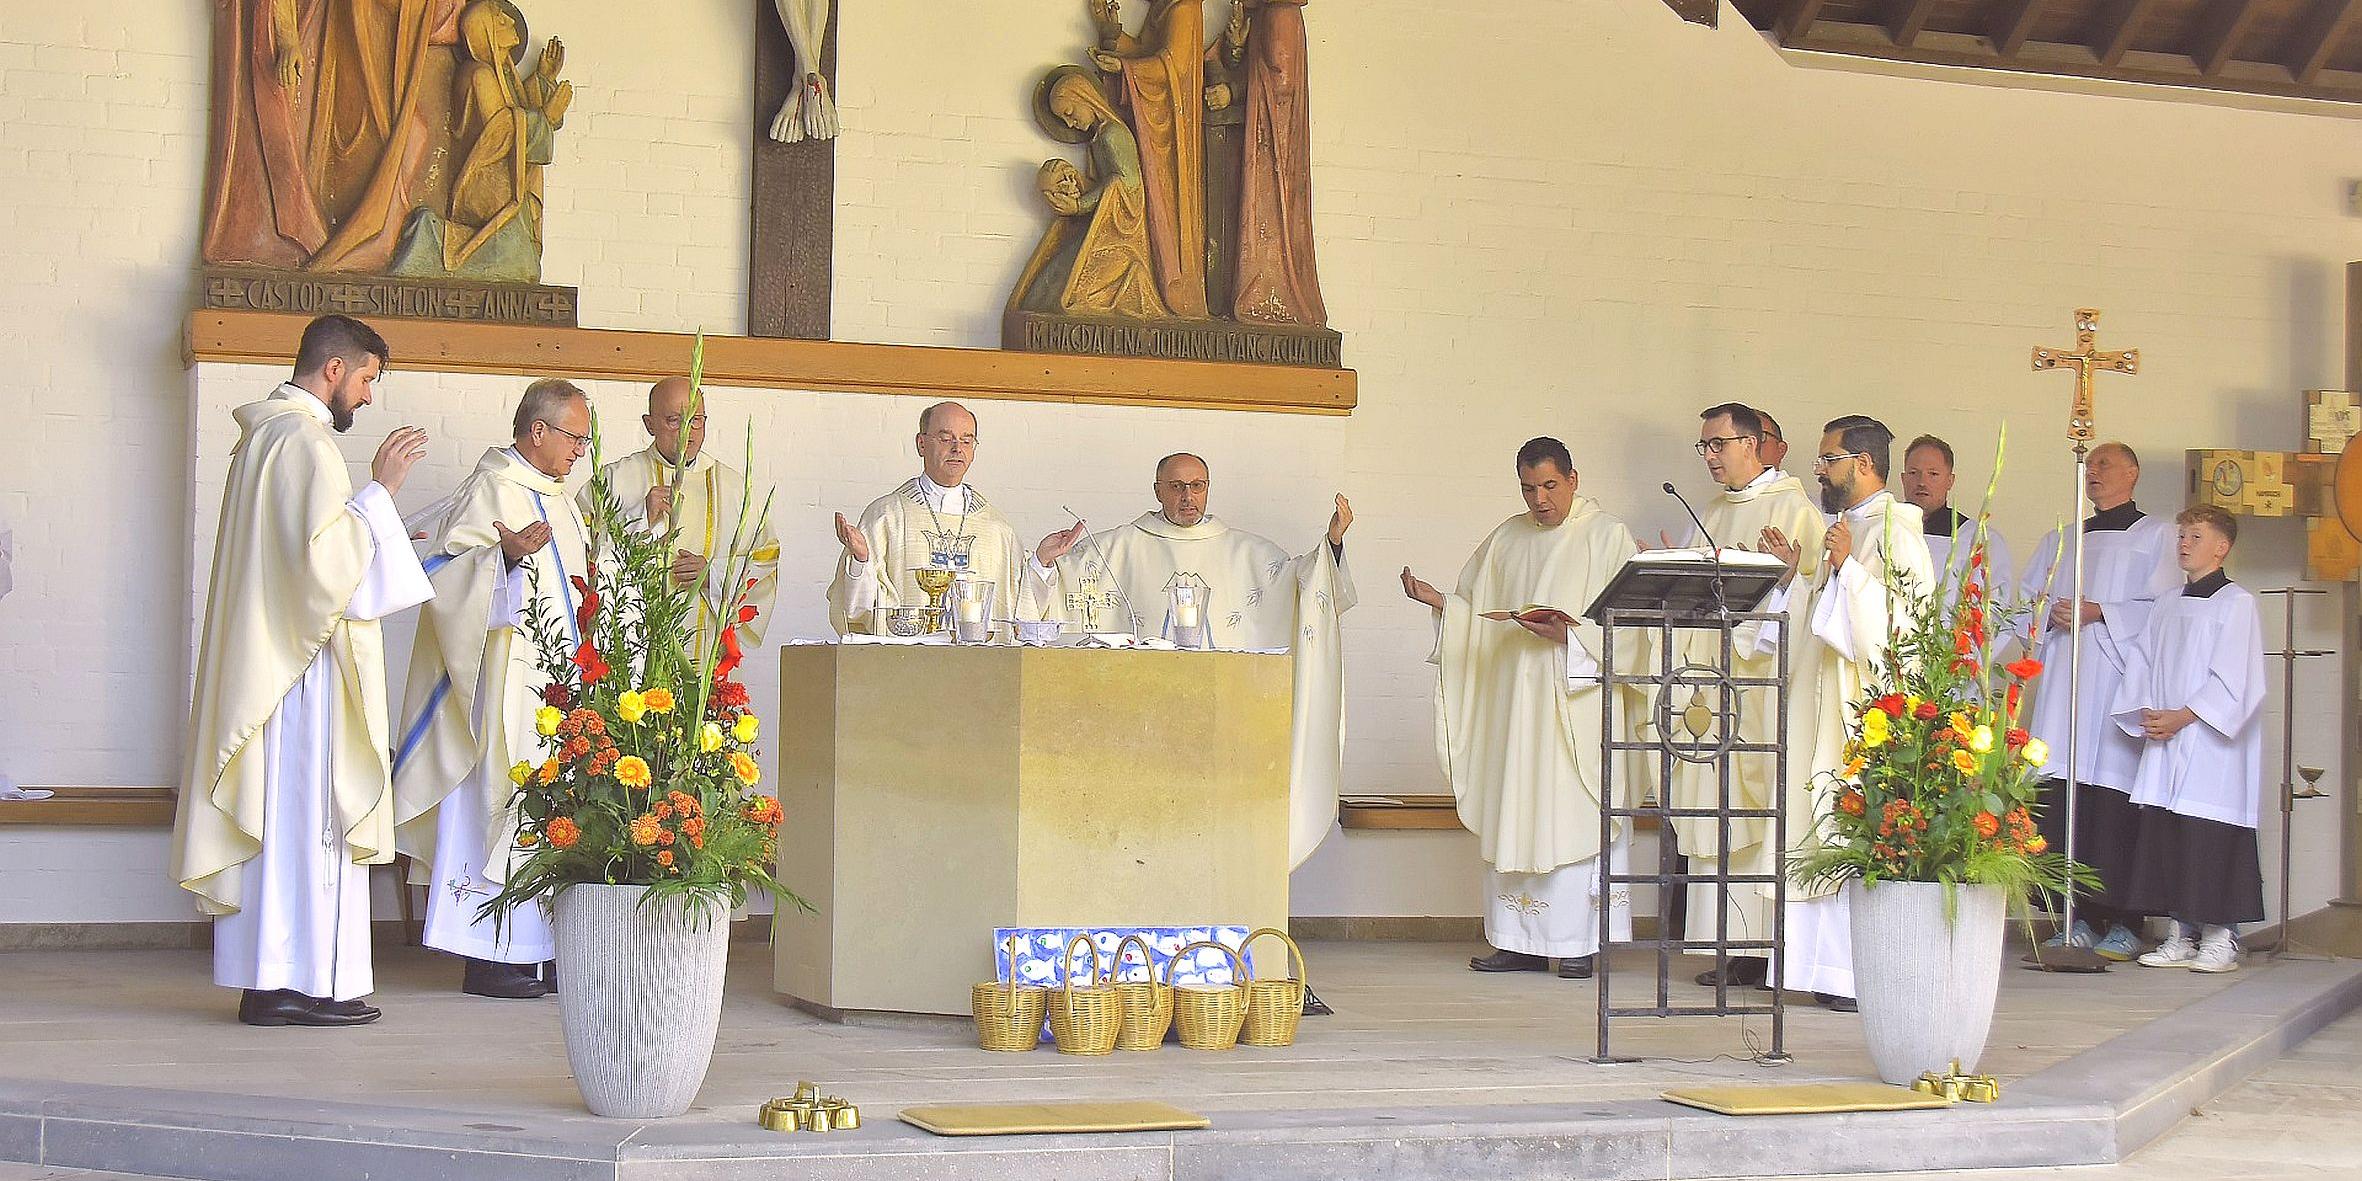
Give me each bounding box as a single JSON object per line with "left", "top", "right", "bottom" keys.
{"left": 1778, "top": 22, "right": 2362, "bottom": 105}
{"left": 2191, "top": 0, "right": 2265, "bottom": 76}
{"left": 185, "top": 311, "right": 1359, "bottom": 416}
{"left": 1990, "top": 0, "right": 2047, "bottom": 57}
{"left": 1776, "top": 0, "right": 1828, "bottom": 45}
{"left": 2287, "top": 0, "right": 2362, "bottom": 84}
{"left": 2093, "top": 0, "right": 2158, "bottom": 68}
{"left": 1888, "top": 0, "right": 1939, "bottom": 47}
{"left": 0, "top": 786, "right": 175, "bottom": 828}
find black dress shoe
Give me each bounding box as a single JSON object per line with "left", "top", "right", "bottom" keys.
{"left": 1469, "top": 948, "right": 1552, "bottom": 973}
{"left": 539, "top": 959, "right": 559, "bottom": 995}
{"left": 1557, "top": 955, "right": 1596, "bottom": 979}
{"left": 1815, "top": 992, "right": 1859, "bottom": 1013}
{"left": 314, "top": 996, "right": 381, "bottom": 1020}
{"left": 1300, "top": 987, "right": 1332, "bottom": 1016}
{"left": 462, "top": 958, "right": 554, "bottom": 999}
{"left": 1693, "top": 956, "right": 1768, "bottom": 988}
{"left": 238, "top": 989, "right": 380, "bottom": 1027}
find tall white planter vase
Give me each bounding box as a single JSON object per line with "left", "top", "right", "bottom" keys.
{"left": 552, "top": 883, "right": 733, "bottom": 1118}
{"left": 1846, "top": 880, "right": 2007, "bottom": 1087}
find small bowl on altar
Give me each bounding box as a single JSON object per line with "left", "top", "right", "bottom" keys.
{"left": 882, "top": 607, "right": 930, "bottom": 638}
{"left": 1012, "top": 619, "right": 1062, "bottom": 646}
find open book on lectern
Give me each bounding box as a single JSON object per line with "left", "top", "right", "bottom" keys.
{"left": 1581, "top": 546, "right": 1788, "bottom": 624}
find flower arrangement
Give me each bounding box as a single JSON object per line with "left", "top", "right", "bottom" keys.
{"left": 1795, "top": 434, "right": 2094, "bottom": 905}
{"left": 485, "top": 338, "right": 802, "bottom": 922}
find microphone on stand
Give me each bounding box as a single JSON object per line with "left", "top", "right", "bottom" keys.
{"left": 1663, "top": 482, "right": 1730, "bottom": 618}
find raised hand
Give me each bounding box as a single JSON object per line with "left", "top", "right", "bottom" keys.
{"left": 1824, "top": 518, "right": 1854, "bottom": 572}
{"left": 1401, "top": 566, "right": 1443, "bottom": 610}
{"left": 1036, "top": 520, "right": 1088, "bottom": 566}
{"left": 494, "top": 520, "right": 552, "bottom": 567}
{"left": 645, "top": 484, "right": 674, "bottom": 525}
{"left": 833, "top": 511, "right": 870, "bottom": 564}
{"left": 1327, "top": 494, "right": 1353, "bottom": 546}
{"left": 370, "top": 426, "right": 429, "bottom": 497}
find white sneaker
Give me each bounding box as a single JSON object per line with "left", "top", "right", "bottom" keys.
{"left": 2190, "top": 929, "right": 2241, "bottom": 974}
{"left": 2138, "top": 934, "right": 2197, "bottom": 968}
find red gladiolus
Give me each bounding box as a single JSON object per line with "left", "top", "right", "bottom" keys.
{"left": 1913, "top": 700, "right": 1939, "bottom": 721}
{"left": 1872, "top": 694, "right": 1906, "bottom": 718}
{"left": 573, "top": 642, "right": 611, "bottom": 684}
{"left": 1969, "top": 544, "right": 1987, "bottom": 569}
{"left": 714, "top": 625, "right": 744, "bottom": 682}
{"left": 1953, "top": 629, "right": 1975, "bottom": 656}
{"left": 2005, "top": 682, "right": 2023, "bottom": 716}
{"left": 571, "top": 573, "right": 601, "bottom": 634}
{"left": 2006, "top": 727, "right": 2030, "bottom": 749}
{"left": 738, "top": 604, "right": 759, "bottom": 625}
{"left": 2005, "top": 657, "right": 2043, "bottom": 680}
{"left": 1963, "top": 578, "right": 1984, "bottom": 603}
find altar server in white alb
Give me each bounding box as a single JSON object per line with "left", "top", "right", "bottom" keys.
{"left": 583, "top": 376, "right": 780, "bottom": 658}
{"left": 395, "top": 380, "right": 594, "bottom": 1000}
{"left": 1034, "top": 452, "right": 1356, "bottom": 866}
{"left": 172, "top": 314, "right": 432, "bottom": 1027}
{"left": 2115, "top": 505, "right": 2267, "bottom": 974}
{"left": 2015, "top": 442, "right": 2182, "bottom": 963}
{"left": 1760, "top": 415, "right": 1933, "bottom": 1012}
{"left": 1403, "top": 437, "right": 1644, "bottom": 980}
{"left": 1899, "top": 434, "right": 2013, "bottom": 611}
{"left": 1668, "top": 404, "right": 1827, "bottom": 991}
{"left": 828, "top": 401, "right": 1065, "bottom": 636}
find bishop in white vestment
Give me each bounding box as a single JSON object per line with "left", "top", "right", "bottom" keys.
{"left": 2015, "top": 442, "right": 2182, "bottom": 958}
{"left": 172, "top": 315, "right": 431, "bottom": 1026}
{"left": 1036, "top": 453, "right": 1357, "bottom": 867}
{"left": 1669, "top": 404, "right": 1827, "bottom": 989}
{"left": 829, "top": 402, "right": 1059, "bottom": 636}
{"left": 1405, "top": 439, "right": 1643, "bottom": 979}
{"left": 583, "top": 377, "right": 780, "bottom": 658}
{"left": 2113, "top": 507, "right": 2267, "bottom": 973}
{"left": 394, "top": 381, "right": 594, "bottom": 999}
{"left": 1762, "top": 417, "right": 1933, "bottom": 1008}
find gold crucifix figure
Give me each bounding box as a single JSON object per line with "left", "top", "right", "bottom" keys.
{"left": 2032, "top": 308, "right": 2140, "bottom": 451}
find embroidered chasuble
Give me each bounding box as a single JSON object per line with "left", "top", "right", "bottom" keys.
{"left": 585, "top": 446, "right": 781, "bottom": 653}
{"left": 174, "top": 387, "right": 433, "bottom": 1006}
{"left": 1042, "top": 511, "right": 1357, "bottom": 867}
{"left": 393, "top": 447, "right": 589, "bottom": 963}
{"left": 1432, "top": 497, "right": 1647, "bottom": 877}
{"left": 2016, "top": 505, "right": 2182, "bottom": 793}
{"left": 828, "top": 478, "right": 1045, "bottom": 635}
{"left": 1773, "top": 491, "right": 1932, "bottom": 998}
{"left": 1667, "top": 470, "right": 1826, "bottom": 953}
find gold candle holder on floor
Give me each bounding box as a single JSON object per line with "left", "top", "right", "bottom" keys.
{"left": 757, "top": 1082, "right": 862, "bottom": 1132}
{"left": 1910, "top": 1060, "right": 2001, "bottom": 1103}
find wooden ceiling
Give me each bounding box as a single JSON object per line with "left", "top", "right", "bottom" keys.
{"left": 1716, "top": 0, "right": 2362, "bottom": 104}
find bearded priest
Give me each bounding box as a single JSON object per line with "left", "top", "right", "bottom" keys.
{"left": 395, "top": 379, "right": 595, "bottom": 1000}
{"left": 1403, "top": 438, "right": 1645, "bottom": 980}
{"left": 174, "top": 314, "right": 432, "bottom": 1028}
{"left": 1033, "top": 452, "right": 1356, "bottom": 867}
{"left": 582, "top": 376, "right": 779, "bottom": 659}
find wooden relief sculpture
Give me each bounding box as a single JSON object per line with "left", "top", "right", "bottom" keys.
{"left": 1007, "top": 0, "right": 1341, "bottom": 368}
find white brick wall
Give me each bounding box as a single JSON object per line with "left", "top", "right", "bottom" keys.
{"left": 7, "top": 0, "right": 2360, "bottom": 924}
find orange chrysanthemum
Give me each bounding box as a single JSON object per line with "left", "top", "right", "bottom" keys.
{"left": 656, "top": 849, "right": 675, "bottom": 869}
{"left": 628, "top": 813, "right": 663, "bottom": 846}
{"left": 546, "top": 816, "right": 581, "bottom": 849}
{"left": 1972, "top": 811, "right": 2001, "bottom": 839}
{"left": 642, "top": 688, "right": 676, "bottom": 713}
{"left": 536, "top": 758, "right": 562, "bottom": 785}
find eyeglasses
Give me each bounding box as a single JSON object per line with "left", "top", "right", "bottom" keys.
{"left": 1159, "top": 480, "right": 1209, "bottom": 495}
{"left": 538, "top": 419, "right": 591, "bottom": 452}
{"left": 1694, "top": 435, "right": 1757, "bottom": 456}
{"left": 659, "top": 413, "right": 707, "bottom": 431}
{"left": 926, "top": 432, "right": 978, "bottom": 448}
{"left": 1811, "top": 451, "right": 1867, "bottom": 471}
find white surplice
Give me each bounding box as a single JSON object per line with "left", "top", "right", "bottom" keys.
{"left": 1921, "top": 507, "right": 2014, "bottom": 614}
{"left": 208, "top": 391, "right": 432, "bottom": 1001}
{"left": 2016, "top": 505, "right": 2181, "bottom": 793}
{"left": 2109, "top": 575, "right": 2268, "bottom": 829}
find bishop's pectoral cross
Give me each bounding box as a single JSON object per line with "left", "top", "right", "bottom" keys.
{"left": 2031, "top": 307, "right": 2140, "bottom": 455}
{"left": 1064, "top": 555, "right": 1123, "bottom": 630}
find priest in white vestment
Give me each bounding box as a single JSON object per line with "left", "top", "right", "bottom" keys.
{"left": 1760, "top": 416, "right": 1933, "bottom": 1010}
{"left": 394, "top": 380, "right": 594, "bottom": 1000}
{"left": 2014, "top": 442, "right": 2182, "bottom": 962}
{"left": 1404, "top": 438, "right": 1644, "bottom": 979}
{"left": 2115, "top": 506, "right": 2267, "bottom": 974}
{"left": 1900, "top": 434, "right": 2014, "bottom": 611}
{"left": 1033, "top": 453, "right": 1356, "bottom": 867}
{"left": 829, "top": 401, "right": 1063, "bottom": 636}
{"left": 1668, "top": 404, "right": 1827, "bottom": 990}
{"left": 582, "top": 377, "right": 780, "bottom": 658}
{"left": 172, "top": 314, "right": 432, "bottom": 1026}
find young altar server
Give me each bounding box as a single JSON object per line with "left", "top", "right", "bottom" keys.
{"left": 2115, "top": 505, "right": 2267, "bottom": 974}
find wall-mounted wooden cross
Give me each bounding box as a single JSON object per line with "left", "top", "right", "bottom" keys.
{"left": 2032, "top": 307, "right": 2140, "bottom": 454}
{"left": 749, "top": 0, "right": 838, "bottom": 340}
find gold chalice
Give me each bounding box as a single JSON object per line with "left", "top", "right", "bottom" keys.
{"left": 913, "top": 566, "right": 955, "bottom": 632}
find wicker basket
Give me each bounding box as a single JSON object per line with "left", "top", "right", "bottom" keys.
{"left": 1240, "top": 927, "right": 1308, "bottom": 1047}
{"left": 1169, "top": 939, "right": 1247, "bottom": 1051}
{"left": 1046, "top": 934, "right": 1122, "bottom": 1056}
{"left": 971, "top": 936, "right": 1049, "bottom": 1053}
{"left": 1110, "top": 933, "right": 1174, "bottom": 1051}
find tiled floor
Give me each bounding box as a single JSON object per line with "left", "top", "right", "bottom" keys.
{"left": 0, "top": 940, "right": 2348, "bottom": 1179}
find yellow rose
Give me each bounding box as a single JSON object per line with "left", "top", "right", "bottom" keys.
{"left": 643, "top": 687, "right": 675, "bottom": 713}
{"left": 733, "top": 713, "right": 760, "bottom": 744}
{"left": 509, "top": 760, "right": 533, "bottom": 786}
{"left": 1950, "top": 748, "right": 1978, "bottom": 775}
{"left": 700, "top": 722, "right": 725, "bottom": 753}
{"left": 2023, "top": 737, "right": 2050, "bottom": 766}
{"left": 618, "top": 691, "right": 646, "bottom": 724}
{"left": 1968, "top": 725, "right": 1994, "bottom": 754}
{"left": 535, "top": 706, "right": 564, "bottom": 737}
{"left": 730, "top": 751, "right": 761, "bottom": 786}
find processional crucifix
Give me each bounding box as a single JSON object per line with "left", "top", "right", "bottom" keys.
{"left": 2026, "top": 308, "right": 2139, "bottom": 974}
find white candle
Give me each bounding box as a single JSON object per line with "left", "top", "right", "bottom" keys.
{"left": 956, "top": 599, "right": 987, "bottom": 624}
{"left": 1175, "top": 602, "right": 1203, "bottom": 628}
